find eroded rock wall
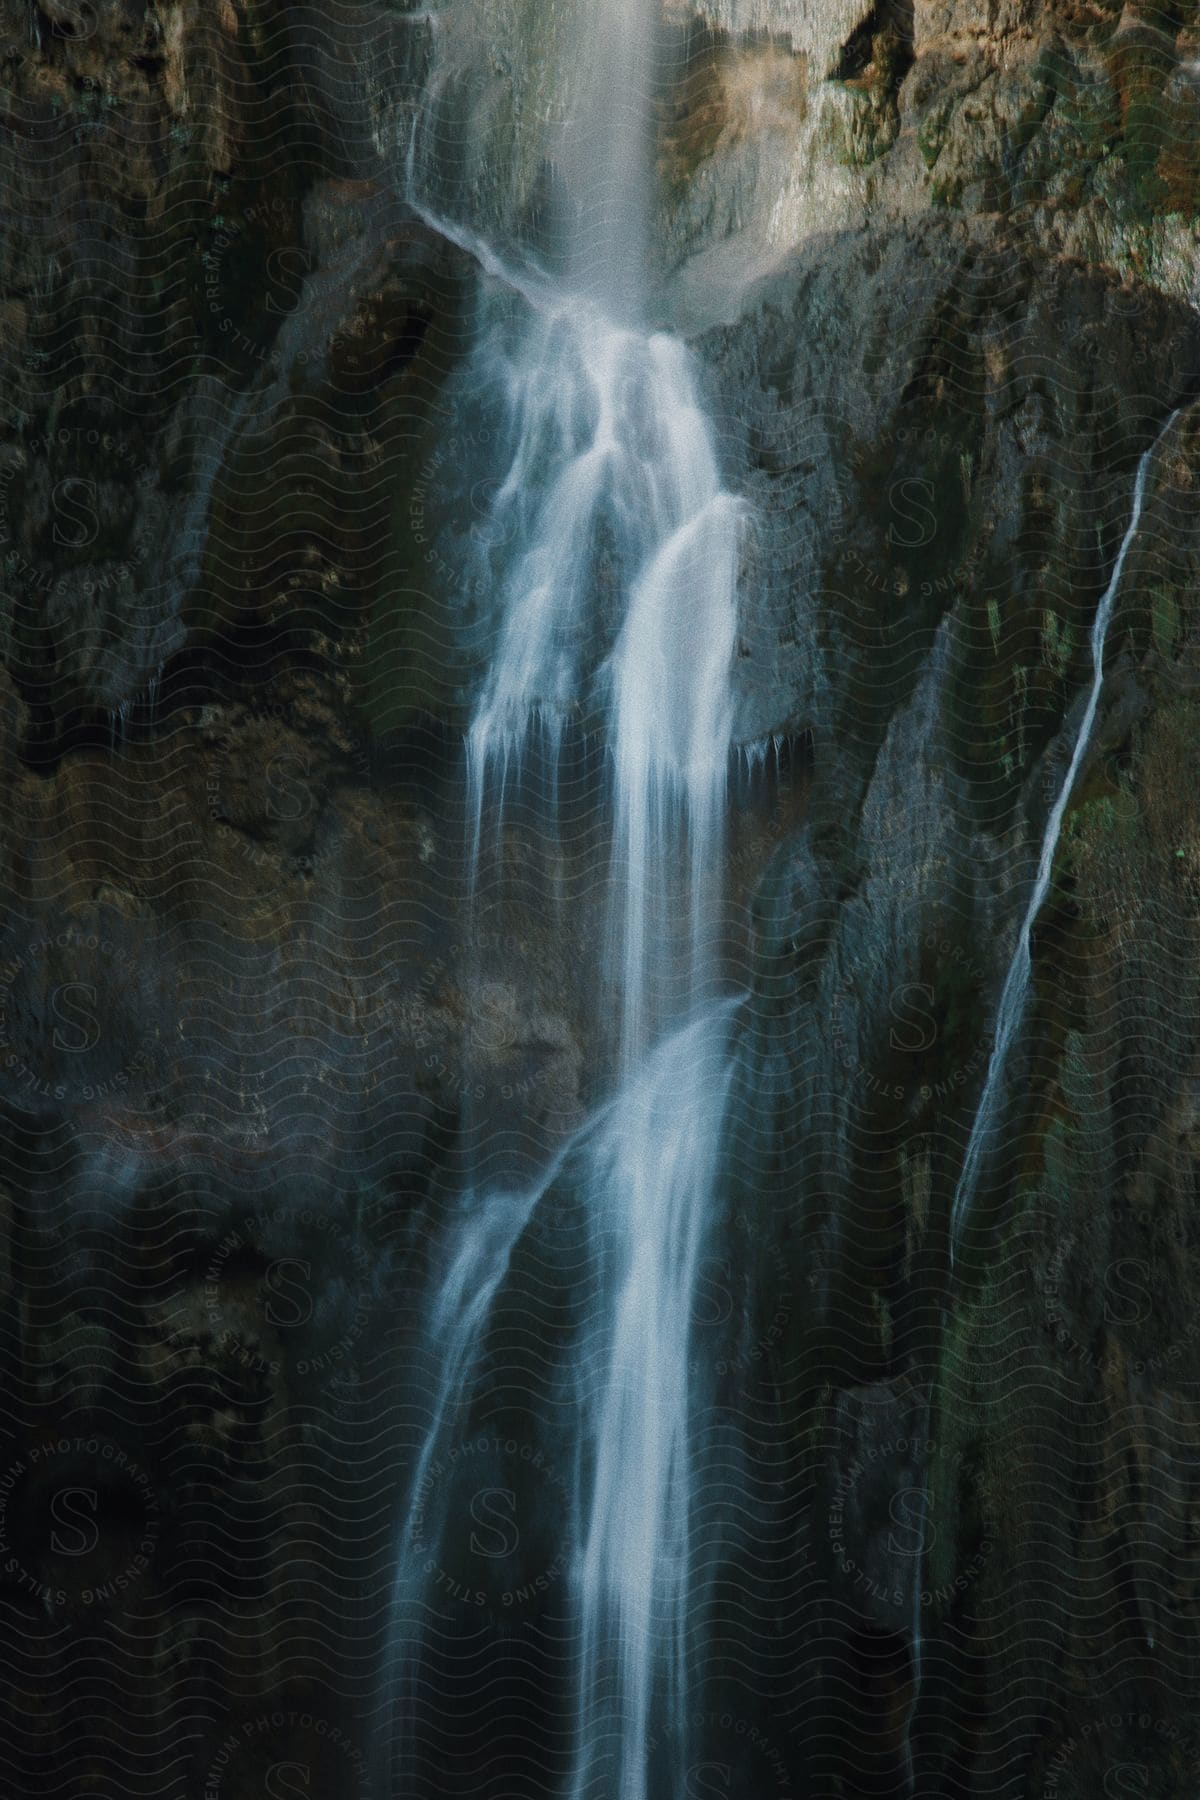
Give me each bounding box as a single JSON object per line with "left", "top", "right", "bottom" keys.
{"left": 0, "top": 0, "right": 1198, "bottom": 1793}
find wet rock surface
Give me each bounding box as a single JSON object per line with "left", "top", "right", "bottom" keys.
{"left": 0, "top": 0, "right": 1199, "bottom": 1793}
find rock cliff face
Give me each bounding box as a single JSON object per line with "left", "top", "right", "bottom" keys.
{"left": 1, "top": 0, "right": 1198, "bottom": 1794}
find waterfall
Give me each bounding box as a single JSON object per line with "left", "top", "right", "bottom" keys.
{"left": 555, "top": 0, "right": 658, "bottom": 313}
{"left": 568, "top": 1001, "right": 741, "bottom": 1800}
{"left": 382, "top": 1172, "right": 560, "bottom": 1792}
{"left": 947, "top": 409, "right": 1178, "bottom": 1265}
{"left": 466, "top": 314, "right": 741, "bottom": 1052}
{"left": 883, "top": 411, "right": 1184, "bottom": 1792}
{"left": 387, "top": 2, "right": 747, "bottom": 1795}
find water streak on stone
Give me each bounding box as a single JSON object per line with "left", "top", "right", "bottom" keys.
{"left": 949, "top": 409, "right": 1179, "bottom": 1263}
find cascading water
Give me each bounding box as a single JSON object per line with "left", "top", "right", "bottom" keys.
{"left": 568, "top": 1000, "right": 741, "bottom": 1800}
{"left": 383, "top": 1184, "right": 544, "bottom": 1771}
{"left": 947, "top": 409, "right": 1179, "bottom": 1265}
{"left": 887, "top": 412, "right": 1183, "bottom": 1796}
{"left": 465, "top": 311, "right": 740, "bottom": 962}
{"left": 385, "top": 2, "right": 746, "bottom": 1795}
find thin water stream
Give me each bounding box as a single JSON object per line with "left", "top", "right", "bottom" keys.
{"left": 948, "top": 409, "right": 1179, "bottom": 1266}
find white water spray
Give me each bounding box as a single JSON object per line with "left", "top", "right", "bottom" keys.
{"left": 390, "top": 2, "right": 746, "bottom": 1795}
{"left": 568, "top": 1002, "right": 740, "bottom": 1800}
{"left": 381, "top": 1183, "right": 544, "bottom": 1791}
{"left": 465, "top": 322, "right": 742, "bottom": 996}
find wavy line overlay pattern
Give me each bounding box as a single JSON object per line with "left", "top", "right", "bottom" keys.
{"left": 1, "top": 1, "right": 1200, "bottom": 1797}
